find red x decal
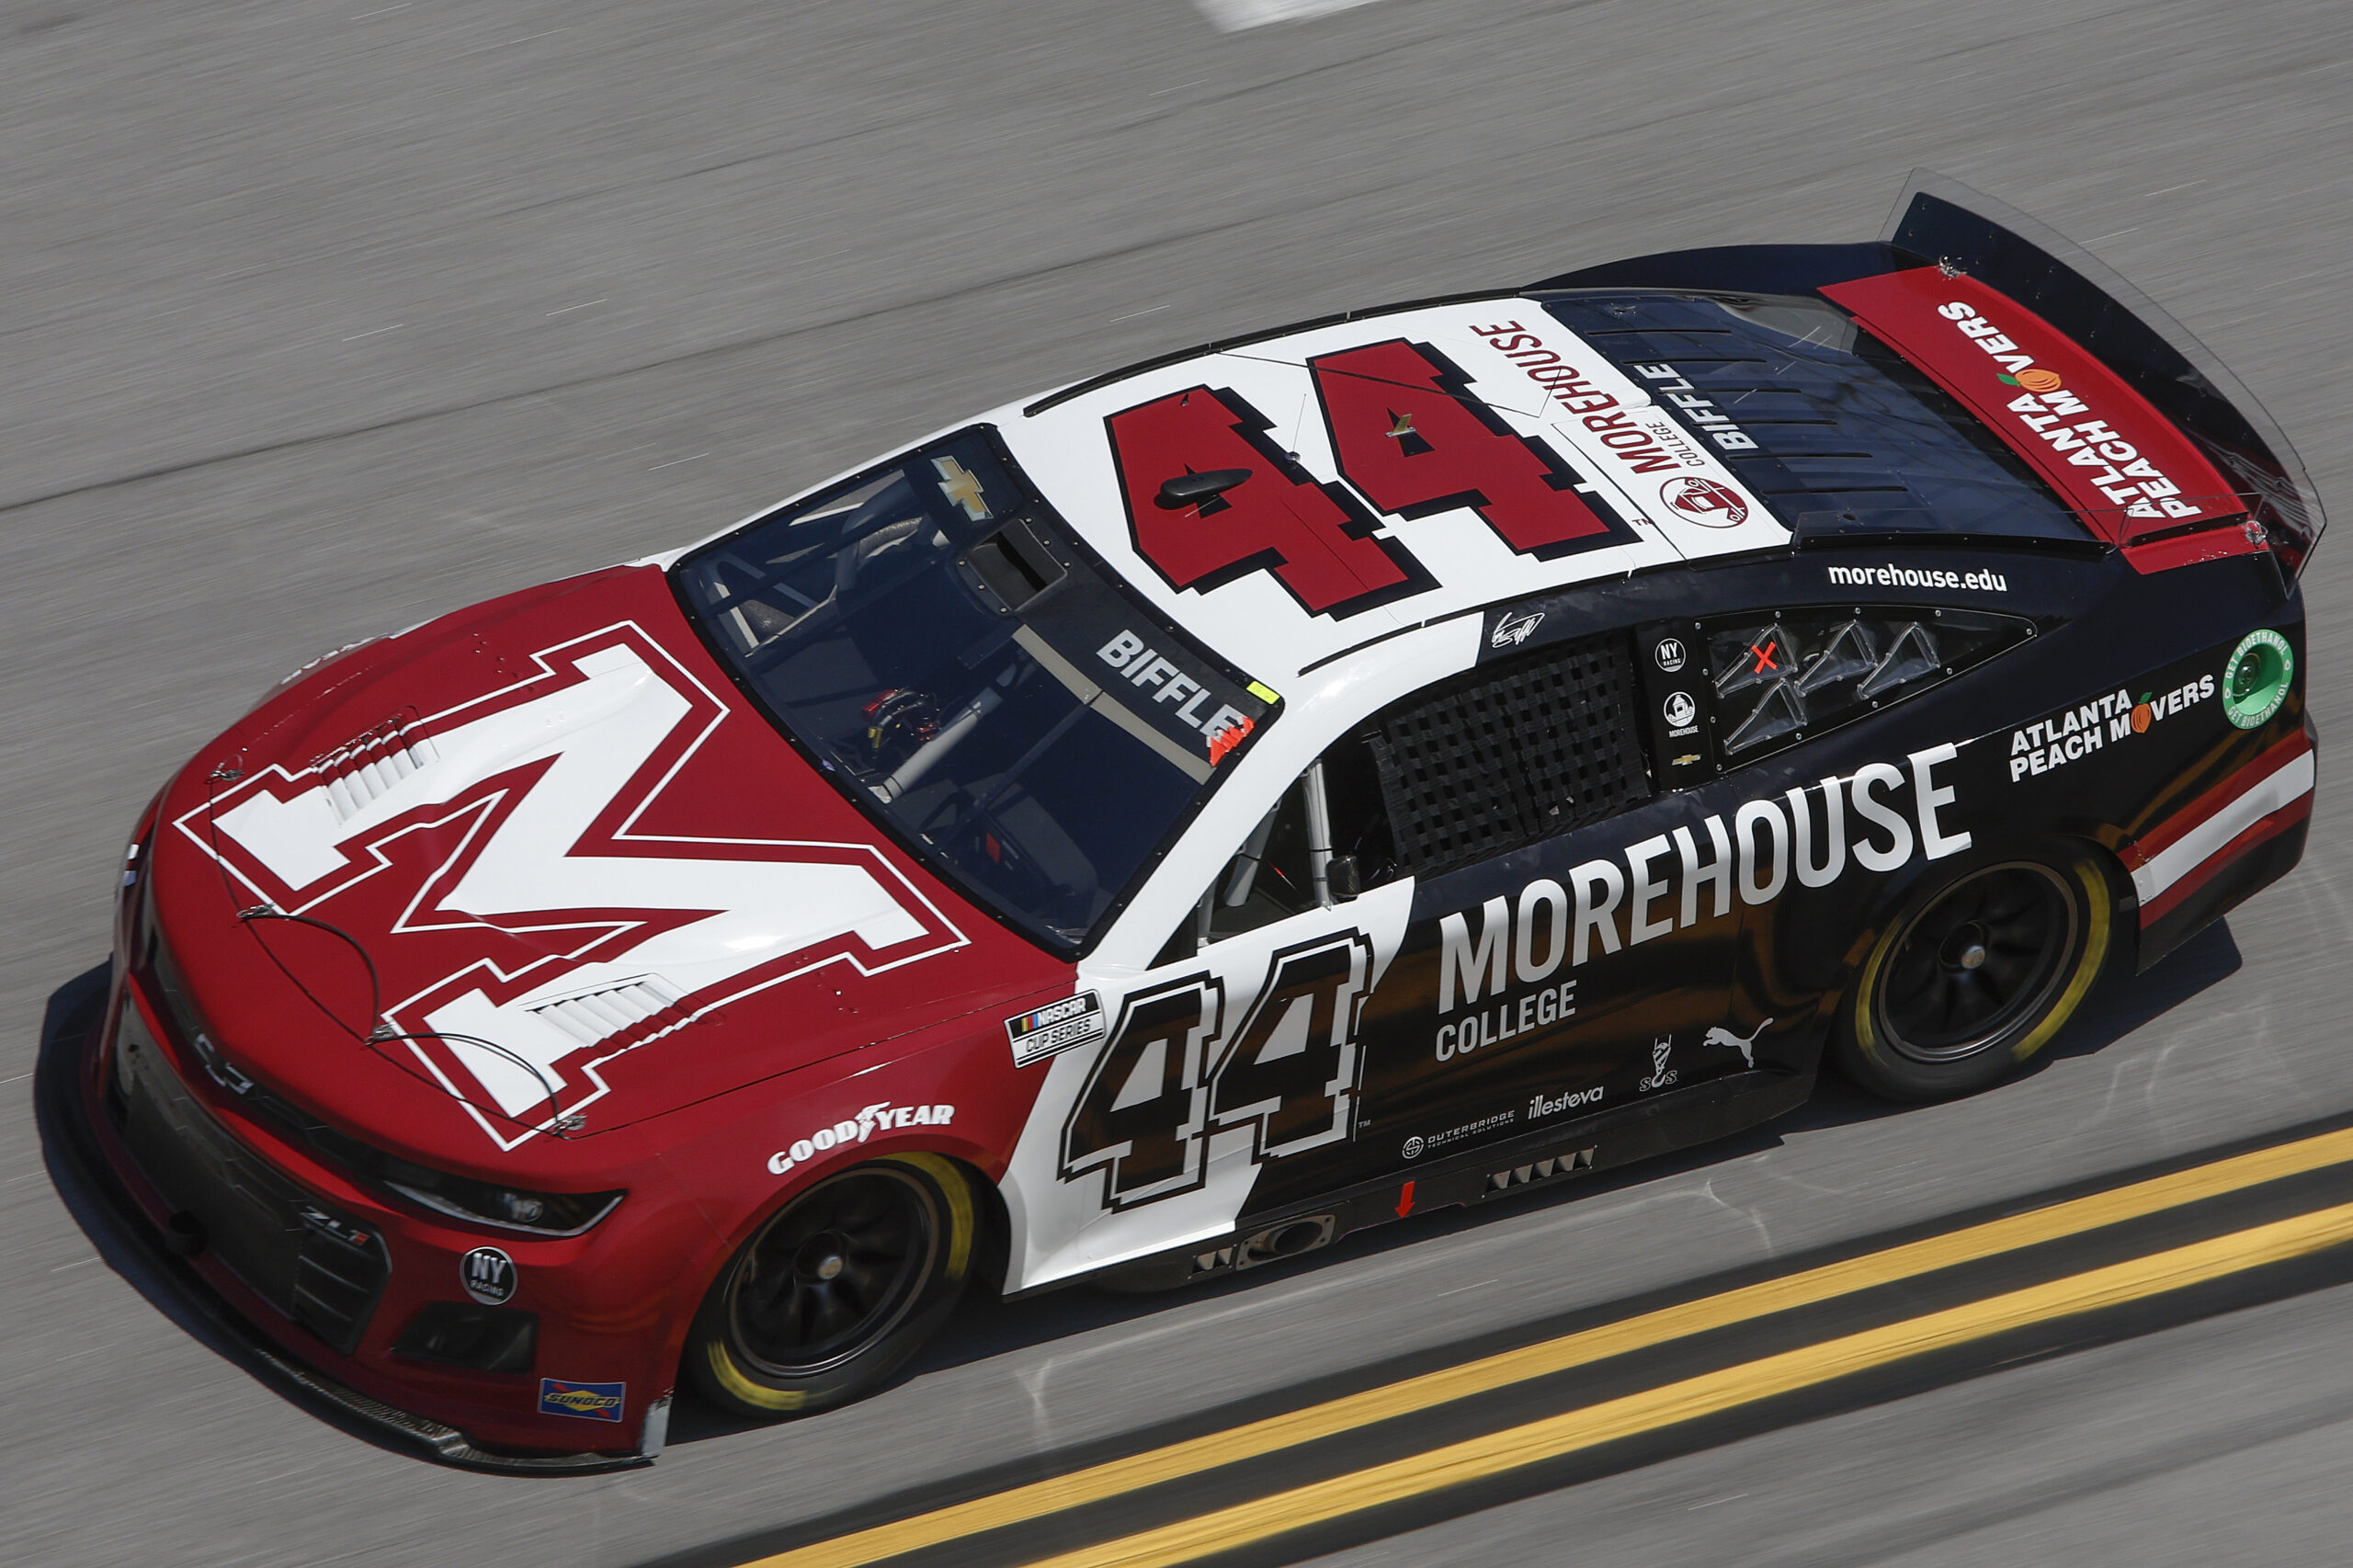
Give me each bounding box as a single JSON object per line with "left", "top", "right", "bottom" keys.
{"left": 1750, "top": 639, "right": 1779, "bottom": 674}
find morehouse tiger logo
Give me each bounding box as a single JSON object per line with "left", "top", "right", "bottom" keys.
{"left": 1659, "top": 475, "right": 1748, "bottom": 528}
{"left": 184, "top": 626, "right": 966, "bottom": 1149}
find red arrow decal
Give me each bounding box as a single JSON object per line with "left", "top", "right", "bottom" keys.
{"left": 1395, "top": 1180, "right": 1416, "bottom": 1219}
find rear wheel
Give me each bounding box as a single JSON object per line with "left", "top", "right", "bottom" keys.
{"left": 1835, "top": 848, "right": 2113, "bottom": 1101}
{"left": 688, "top": 1153, "right": 976, "bottom": 1419}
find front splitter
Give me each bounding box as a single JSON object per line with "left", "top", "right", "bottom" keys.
{"left": 38, "top": 980, "right": 654, "bottom": 1476}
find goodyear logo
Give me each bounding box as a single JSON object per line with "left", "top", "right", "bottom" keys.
{"left": 539, "top": 1377, "right": 625, "bottom": 1423}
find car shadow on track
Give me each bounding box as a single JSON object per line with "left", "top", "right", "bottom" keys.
{"left": 33, "top": 922, "right": 2247, "bottom": 1463}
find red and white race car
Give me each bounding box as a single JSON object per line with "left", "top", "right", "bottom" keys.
{"left": 75, "top": 178, "right": 2320, "bottom": 1465}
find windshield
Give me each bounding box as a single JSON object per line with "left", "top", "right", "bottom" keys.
{"left": 673, "top": 429, "right": 1279, "bottom": 951}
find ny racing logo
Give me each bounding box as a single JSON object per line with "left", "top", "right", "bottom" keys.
{"left": 185, "top": 626, "right": 966, "bottom": 1149}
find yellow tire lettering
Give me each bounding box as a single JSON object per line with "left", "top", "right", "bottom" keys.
{"left": 881, "top": 1152, "right": 977, "bottom": 1279}
{"left": 2011, "top": 858, "right": 2109, "bottom": 1062}
{"left": 699, "top": 1154, "right": 981, "bottom": 1415}
{"left": 1850, "top": 918, "right": 1897, "bottom": 1069}
{"left": 706, "top": 1340, "right": 806, "bottom": 1411}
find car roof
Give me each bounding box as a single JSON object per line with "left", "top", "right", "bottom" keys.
{"left": 991, "top": 293, "right": 1796, "bottom": 697}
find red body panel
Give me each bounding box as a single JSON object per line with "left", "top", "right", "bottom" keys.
{"left": 1822, "top": 269, "right": 2255, "bottom": 569}
{"left": 92, "top": 565, "right": 1074, "bottom": 1452}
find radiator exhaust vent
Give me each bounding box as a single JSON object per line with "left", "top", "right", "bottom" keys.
{"left": 1487, "top": 1147, "right": 1596, "bottom": 1195}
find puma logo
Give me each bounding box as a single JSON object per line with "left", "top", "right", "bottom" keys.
{"left": 1703, "top": 1017, "right": 1774, "bottom": 1070}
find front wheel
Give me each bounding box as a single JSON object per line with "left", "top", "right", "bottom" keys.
{"left": 687, "top": 1153, "right": 977, "bottom": 1420}
{"left": 1834, "top": 848, "right": 2114, "bottom": 1102}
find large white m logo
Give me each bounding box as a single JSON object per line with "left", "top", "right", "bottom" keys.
{"left": 189, "top": 626, "right": 965, "bottom": 1147}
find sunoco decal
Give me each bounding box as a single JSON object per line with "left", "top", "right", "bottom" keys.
{"left": 539, "top": 1378, "right": 625, "bottom": 1423}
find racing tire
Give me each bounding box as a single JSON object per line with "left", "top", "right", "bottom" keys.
{"left": 687, "top": 1153, "right": 976, "bottom": 1420}
{"left": 1833, "top": 846, "right": 2114, "bottom": 1102}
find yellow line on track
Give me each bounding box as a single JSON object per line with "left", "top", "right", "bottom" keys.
{"left": 1032, "top": 1200, "right": 2353, "bottom": 1568}
{"left": 745, "top": 1126, "right": 2353, "bottom": 1568}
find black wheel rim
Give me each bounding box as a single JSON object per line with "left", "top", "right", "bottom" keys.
{"left": 1875, "top": 863, "right": 2078, "bottom": 1063}
{"left": 725, "top": 1167, "right": 939, "bottom": 1379}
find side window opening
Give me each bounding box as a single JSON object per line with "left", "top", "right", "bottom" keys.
{"left": 1212, "top": 785, "right": 1315, "bottom": 938}
{"left": 1323, "top": 733, "right": 1400, "bottom": 892}
{"left": 1157, "top": 740, "right": 1402, "bottom": 963}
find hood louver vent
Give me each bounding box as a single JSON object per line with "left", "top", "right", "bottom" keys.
{"left": 528, "top": 976, "right": 688, "bottom": 1049}
{"left": 310, "top": 716, "right": 438, "bottom": 824}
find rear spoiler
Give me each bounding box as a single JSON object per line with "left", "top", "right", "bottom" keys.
{"left": 1530, "top": 173, "right": 2325, "bottom": 578}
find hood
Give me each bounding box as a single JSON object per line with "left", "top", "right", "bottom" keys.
{"left": 156, "top": 565, "right": 1063, "bottom": 1158}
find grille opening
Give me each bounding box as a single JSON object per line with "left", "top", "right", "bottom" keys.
{"left": 1367, "top": 631, "right": 1651, "bottom": 877}
{"left": 112, "top": 1005, "right": 392, "bottom": 1355}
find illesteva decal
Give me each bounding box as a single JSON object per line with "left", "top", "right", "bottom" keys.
{"left": 1821, "top": 269, "right": 2243, "bottom": 547}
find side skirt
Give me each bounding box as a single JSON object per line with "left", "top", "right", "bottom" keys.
{"left": 1062, "top": 1067, "right": 1814, "bottom": 1295}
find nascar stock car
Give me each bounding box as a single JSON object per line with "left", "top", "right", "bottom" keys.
{"left": 74, "top": 176, "right": 2322, "bottom": 1467}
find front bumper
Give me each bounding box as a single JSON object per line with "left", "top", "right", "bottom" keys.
{"left": 63, "top": 972, "right": 665, "bottom": 1473}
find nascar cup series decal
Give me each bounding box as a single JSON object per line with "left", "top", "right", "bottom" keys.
{"left": 767, "top": 1102, "right": 956, "bottom": 1176}
{"left": 1006, "top": 991, "right": 1107, "bottom": 1067}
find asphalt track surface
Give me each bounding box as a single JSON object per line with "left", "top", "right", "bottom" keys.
{"left": 5, "top": 1, "right": 2353, "bottom": 1563}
